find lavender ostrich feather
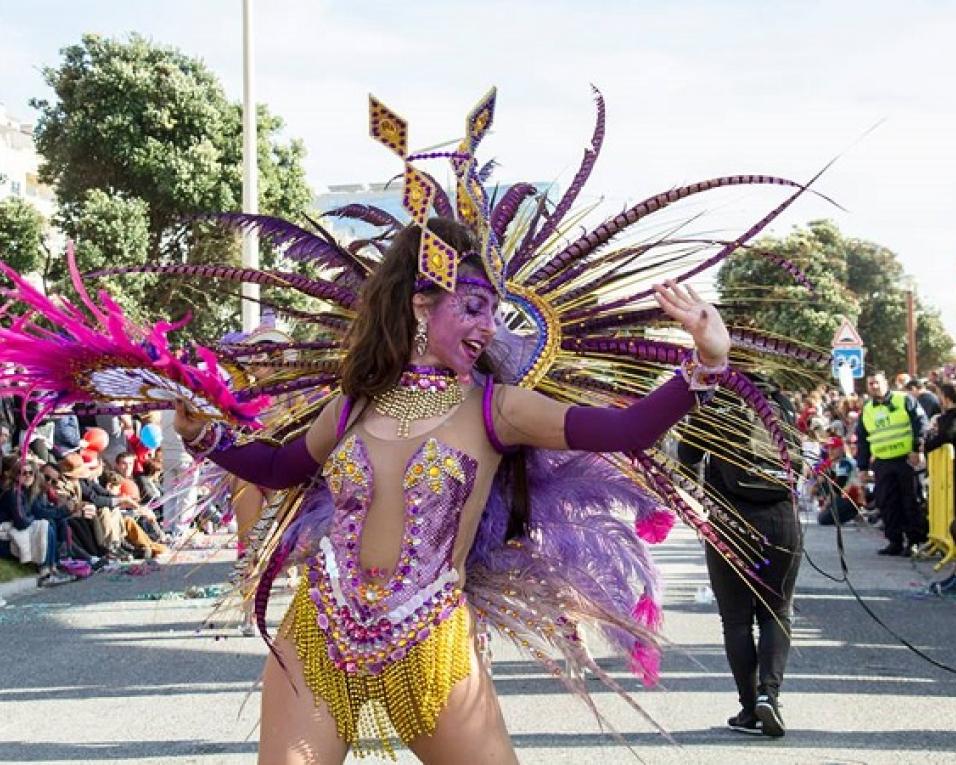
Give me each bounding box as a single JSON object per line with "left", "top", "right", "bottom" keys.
{"left": 467, "top": 449, "right": 663, "bottom": 656}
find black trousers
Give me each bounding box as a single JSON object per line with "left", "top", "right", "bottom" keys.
{"left": 873, "top": 457, "right": 927, "bottom": 546}
{"left": 705, "top": 503, "right": 801, "bottom": 711}
{"left": 68, "top": 516, "right": 108, "bottom": 558}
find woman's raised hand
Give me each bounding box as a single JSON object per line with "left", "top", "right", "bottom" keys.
{"left": 173, "top": 399, "right": 205, "bottom": 443}
{"left": 653, "top": 280, "right": 731, "bottom": 366}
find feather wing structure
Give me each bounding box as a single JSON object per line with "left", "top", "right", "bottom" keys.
{"left": 0, "top": 248, "right": 269, "bottom": 428}
{"left": 0, "top": 89, "right": 834, "bottom": 741}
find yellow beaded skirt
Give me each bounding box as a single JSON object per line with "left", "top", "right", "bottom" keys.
{"left": 284, "top": 578, "right": 472, "bottom": 759}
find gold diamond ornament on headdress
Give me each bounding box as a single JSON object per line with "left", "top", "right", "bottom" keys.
{"left": 367, "top": 89, "right": 505, "bottom": 295}
{"left": 368, "top": 96, "right": 408, "bottom": 158}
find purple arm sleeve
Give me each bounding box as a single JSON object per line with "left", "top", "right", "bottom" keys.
{"left": 564, "top": 374, "right": 696, "bottom": 452}
{"left": 207, "top": 434, "right": 320, "bottom": 490}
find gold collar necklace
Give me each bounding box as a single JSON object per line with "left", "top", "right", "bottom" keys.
{"left": 372, "top": 365, "right": 463, "bottom": 438}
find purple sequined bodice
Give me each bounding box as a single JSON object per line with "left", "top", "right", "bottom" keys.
{"left": 309, "top": 433, "right": 478, "bottom": 675}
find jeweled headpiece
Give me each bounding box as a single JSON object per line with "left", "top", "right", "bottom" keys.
{"left": 368, "top": 89, "right": 505, "bottom": 296}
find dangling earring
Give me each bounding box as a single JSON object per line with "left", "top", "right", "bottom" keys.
{"left": 414, "top": 316, "right": 428, "bottom": 357}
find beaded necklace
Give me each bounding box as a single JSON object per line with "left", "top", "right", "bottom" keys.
{"left": 372, "top": 365, "right": 463, "bottom": 438}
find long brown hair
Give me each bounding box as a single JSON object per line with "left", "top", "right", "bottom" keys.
{"left": 340, "top": 217, "right": 479, "bottom": 399}
{"left": 339, "top": 217, "right": 531, "bottom": 540}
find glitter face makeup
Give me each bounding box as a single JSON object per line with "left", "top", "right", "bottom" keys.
{"left": 422, "top": 281, "right": 499, "bottom": 376}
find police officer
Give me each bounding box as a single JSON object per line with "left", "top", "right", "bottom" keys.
{"left": 856, "top": 371, "right": 928, "bottom": 555}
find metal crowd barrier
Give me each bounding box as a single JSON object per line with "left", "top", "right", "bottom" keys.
{"left": 926, "top": 443, "right": 955, "bottom": 571}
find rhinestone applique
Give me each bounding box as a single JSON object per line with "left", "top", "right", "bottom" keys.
{"left": 404, "top": 437, "right": 467, "bottom": 494}
{"left": 322, "top": 434, "right": 369, "bottom": 495}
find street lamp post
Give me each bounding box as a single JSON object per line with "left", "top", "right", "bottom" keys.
{"left": 905, "top": 287, "right": 917, "bottom": 378}
{"left": 241, "top": 0, "right": 260, "bottom": 334}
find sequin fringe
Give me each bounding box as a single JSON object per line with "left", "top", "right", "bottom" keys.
{"left": 286, "top": 579, "right": 472, "bottom": 759}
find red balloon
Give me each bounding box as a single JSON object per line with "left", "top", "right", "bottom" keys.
{"left": 80, "top": 448, "right": 98, "bottom": 465}
{"left": 83, "top": 427, "right": 109, "bottom": 452}
{"left": 119, "top": 478, "right": 141, "bottom": 501}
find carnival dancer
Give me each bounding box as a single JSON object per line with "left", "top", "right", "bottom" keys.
{"left": 173, "top": 216, "right": 733, "bottom": 763}
{"left": 0, "top": 88, "right": 825, "bottom": 763}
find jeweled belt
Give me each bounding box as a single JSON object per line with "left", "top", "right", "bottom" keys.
{"left": 307, "top": 536, "right": 464, "bottom": 676}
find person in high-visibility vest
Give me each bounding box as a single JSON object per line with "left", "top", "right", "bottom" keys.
{"left": 856, "top": 371, "right": 929, "bottom": 555}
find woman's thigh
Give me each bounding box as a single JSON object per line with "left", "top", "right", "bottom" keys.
{"left": 406, "top": 639, "right": 518, "bottom": 765}
{"left": 259, "top": 637, "right": 349, "bottom": 765}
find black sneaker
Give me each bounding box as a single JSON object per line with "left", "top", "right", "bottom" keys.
{"left": 727, "top": 709, "right": 762, "bottom": 735}
{"left": 755, "top": 694, "right": 785, "bottom": 737}
{"left": 877, "top": 543, "right": 905, "bottom": 556}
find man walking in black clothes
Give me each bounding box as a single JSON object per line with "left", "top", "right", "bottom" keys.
{"left": 857, "top": 371, "right": 928, "bottom": 556}
{"left": 678, "top": 380, "right": 802, "bottom": 738}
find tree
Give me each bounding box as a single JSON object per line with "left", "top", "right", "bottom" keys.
{"left": 0, "top": 197, "right": 48, "bottom": 275}
{"left": 30, "top": 33, "right": 314, "bottom": 341}
{"left": 717, "top": 220, "right": 954, "bottom": 378}
{"left": 914, "top": 305, "right": 954, "bottom": 374}
{"left": 716, "top": 219, "right": 858, "bottom": 349}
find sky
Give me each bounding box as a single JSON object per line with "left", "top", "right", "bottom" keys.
{"left": 2, "top": 0, "right": 954, "bottom": 338}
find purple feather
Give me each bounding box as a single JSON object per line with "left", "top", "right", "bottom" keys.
{"left": 322, "top": 204, "right": 401, "bottom": 230}
{"left": 561, "top": 336, "right": 685, "bottom": 365}
{"left": 729, "top": 328, "right": 830, "bottom": 366}
{"left": 195, "top": 213, "right": 361, "bottom": 273}
{"left": 522, "top": 86, "right": 606, "bottom": 259}
{"left": 533, "top": 175, "right": 805, "bottom": 293}
{"left": 88, "top": 263, "right": 357, "bottom": 309}
{"left": 561, "top": 180, "right": 818, "bottom": 326}
{"left": 490, "top": 182, "right": 537, "bottom": 241}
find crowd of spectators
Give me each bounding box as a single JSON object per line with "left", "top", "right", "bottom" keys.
{"left": 0, "top": 405, "right": 181, "bottom": 587}
{"left": 787, "top": 365, "right": 956, "bottom": 585}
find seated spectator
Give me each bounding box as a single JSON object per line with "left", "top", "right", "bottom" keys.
{"left": 98, "top": 459, "right": 167, "bottom": 556}
{"left": 47, "top": 458, "right": 109, "bottom": 563}
{"left": 0, "top": 458, "right": 73, "bottom": 586}
{"left": 79, "top": 453, "right": 140, "bottom": 558}
{"left": 817, "top": 437, "right": 862, "bottom": 525}
{"left": 135, "top": 458, "right": 164, "bottom": 517}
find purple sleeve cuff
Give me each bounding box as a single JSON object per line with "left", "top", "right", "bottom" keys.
{"left": 564, "top": 374, "right": 696, "bottom": 453}
{"left": 207, "top": 434, "right": 320, "bottom": 490}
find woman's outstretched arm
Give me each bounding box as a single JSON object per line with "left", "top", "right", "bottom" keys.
{"left": 172, "top": 396, "right": 343, "bottom": 490}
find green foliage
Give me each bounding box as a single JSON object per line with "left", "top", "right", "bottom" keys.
{"left": 915, "top": 306, "right": 954, "bottom": 373}
{"left": 717, "top": 220, "right": 858, "bottom": 348}
{"left": 30, "top": 33, "right": 313, "bottom": 341}
{"left": 716, "top": 220, "right": 954, "bottom": 377}
{"left": 0, "top": 197, "right": 48, "bottom": 275}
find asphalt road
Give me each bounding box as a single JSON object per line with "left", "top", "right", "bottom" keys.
{"left": 1, "top": 517, "right": 954, "bottom": 764}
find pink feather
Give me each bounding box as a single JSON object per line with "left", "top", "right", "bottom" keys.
{"left": 631, "top": 592, "right": 663, "bottom": 631}
{"left": 629, "top": 641, "right": 661, "bottom": 687}
{"left": 634, "top": 509, "right": 676, "bottom": 544}
{"left": 0, "top": 260, "right": 268, "bottom": 427}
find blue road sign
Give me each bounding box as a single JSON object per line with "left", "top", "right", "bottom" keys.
{"left": 831, "top": 347, "right": 865, "bottom": 379}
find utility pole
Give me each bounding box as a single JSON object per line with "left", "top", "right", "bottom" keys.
{"left": 241, "top": 0, "right": 260, "bottom": 334}
{"left": 905, "top": 287, "right": 917, "bottom": 378}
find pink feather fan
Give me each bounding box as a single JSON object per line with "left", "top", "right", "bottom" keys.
{"left": 0, "top": 243, "right": 268, "bottom": 429}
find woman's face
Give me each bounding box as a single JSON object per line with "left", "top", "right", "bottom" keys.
{"left": 420, "top": 280, "right": 499, "bottom": 377}
{"left": 16, "top": 463, "right": 36, "bottom": 487}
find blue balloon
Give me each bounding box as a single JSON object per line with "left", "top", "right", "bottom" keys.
{"left": 139, "top": 423, "right": 162, "bottom": 450}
